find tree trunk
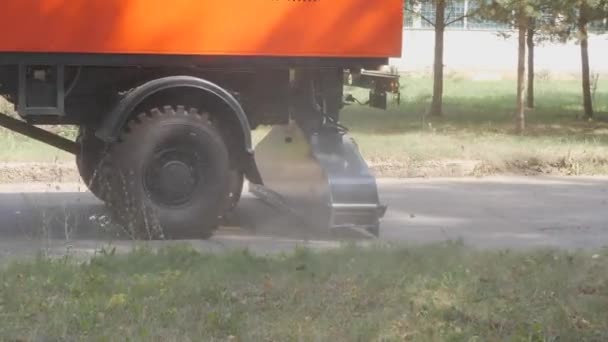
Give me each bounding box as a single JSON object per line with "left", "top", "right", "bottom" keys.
{"left": 579, "top": 15, "right": 594, "bottom": 119}
{"left": 430, "top": 0, "right": 446, "bottom": 117}
{"left": 516, "top": 17, "right": 527, "bottom": 133}
{"left": 526, "top": 20, "right": 535, "bottom": 109}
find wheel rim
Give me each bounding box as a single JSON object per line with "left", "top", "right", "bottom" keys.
{"left": 144, "top": 145, "right": 207, "bottom": 207}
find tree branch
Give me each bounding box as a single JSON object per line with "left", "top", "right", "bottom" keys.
{"left": 405, "top": 6, "right": 436, "bottom": 27}
{"left": 446, "top": 4, "right": 455, "bottom": 23}
{"left": 445, "top": 14, "right": 466, "bottom": 26}
{"left": 445, "top": 7, "right": 482, "bottom": 26}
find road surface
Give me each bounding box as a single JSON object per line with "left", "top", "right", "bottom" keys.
{"left": 0, "top": 176, "right": 607, "bottom": 261}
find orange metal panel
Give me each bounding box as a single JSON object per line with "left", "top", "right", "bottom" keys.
{"left": 0, "top": 0, "right": 402, "bottom": 58}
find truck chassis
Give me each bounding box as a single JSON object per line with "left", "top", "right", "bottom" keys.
{"left": 0, "top": 58, "right": 398, "bottom": 239}
{"left": 0, "top": 0, "right": 402, "bottom": 239}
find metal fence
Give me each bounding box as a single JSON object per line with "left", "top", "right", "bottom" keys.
{"left": 404, "top": 0, "right": 606, "bottom": 32}
{"left": 404, "top": 0, "right": 510, "bottom": 31}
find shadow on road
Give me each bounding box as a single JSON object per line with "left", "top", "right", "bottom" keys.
{"left": 0, "top": 176, "right": 606, "bottom": 254}
{"left": 0, "top": 190, "right": 319, "bottom": 242}
{"left": 0, "top": 192, "right": 110, "bottom": 240}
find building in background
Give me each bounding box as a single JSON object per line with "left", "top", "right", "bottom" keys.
{"left": 392, "top": 0, "right": 608, "bottom": 79}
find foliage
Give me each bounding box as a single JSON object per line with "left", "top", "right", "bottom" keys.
{"left": 405, "top": 0, "right": 484, "bottom": 28}
{"left": 540, "top": 0, "right": 608, "bottom": 118}
{"left": 551, "top": 0, "right": 608, "bottom": 38}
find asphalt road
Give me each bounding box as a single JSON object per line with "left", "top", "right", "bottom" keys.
{"left": 0, "top": 176, "right": 607, "bottom": 261}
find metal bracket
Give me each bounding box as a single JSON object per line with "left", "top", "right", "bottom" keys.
{"left": 18, "top": 64, "right": 65, "bottom": 116}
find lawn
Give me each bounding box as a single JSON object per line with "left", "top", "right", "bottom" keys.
{"left": 1, "top": 243, "right": 607, "bottom": 341}
{"left": 339, "top": 77, "right": 608, "bottom": 177}
{"left": 0, "top": 99, "right": 73, "bottom": 162}
{"left": 2, "top": 78, "right": 608, "bottom": 176}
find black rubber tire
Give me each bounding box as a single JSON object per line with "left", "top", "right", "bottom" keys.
{"left": 76, "top": 127, "right": 110, "bottom": 201}
{"left": 105, "top": 106, "right": 230, "bottom": 239}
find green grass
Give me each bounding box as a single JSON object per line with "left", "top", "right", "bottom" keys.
{"left": 0, "top": 131, "right": 72, "bottom": 162}
{"left": 3, "top": 78, "right": 608, "bottom": 175}
{"left": 1, "top": 243, "right": 607, "bottom": 341}
{"left": 0, "top": 99, "right": 72, "bottom": 162}
{"left": 338, "top": 77, "right": 608, "bottom": 176}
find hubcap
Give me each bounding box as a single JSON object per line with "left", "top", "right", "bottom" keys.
{"left": 145, "top": 147, "right": 206, "bottom": 207}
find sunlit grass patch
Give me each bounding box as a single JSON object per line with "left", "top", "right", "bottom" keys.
{"left": 1, "top": 243, "right": 607, "bottom": 341}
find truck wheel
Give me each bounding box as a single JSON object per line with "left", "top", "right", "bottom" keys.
{"left": 76, "top": 127, "right": 110, "bottom": 201}
{"left": 106, "top": 106, "right": 230, "bottom": 239}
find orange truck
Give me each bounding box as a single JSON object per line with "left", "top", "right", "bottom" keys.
{"left": 0, "top": 0, "right": 403, "bottom": 238}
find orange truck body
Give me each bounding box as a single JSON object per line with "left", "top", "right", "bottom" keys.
{"left": 0, "top": 0, "right": 403, "bottom": 58}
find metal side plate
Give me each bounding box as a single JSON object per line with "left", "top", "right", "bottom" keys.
{"left": 252, "top": 122, "right": 386, "bottom": 237}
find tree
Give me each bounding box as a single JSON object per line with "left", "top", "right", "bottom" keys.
{"left": 405, "top": 0, "right": 481, "bottom": 117}
{"left": 480, "top": 0, "right": 541, "bottom": 133}
{"left": 516, "top": 3, "right": 528, "bottom": 133}
{"left": 525, "top": 2, "right": 564, "bottom": 108}
{"left": 525, "top": 1, "right": 572, "bottom": 108}
{"left": 546, "top": 0, "right": 608, "bottom": 119}
{"left": 575, "top": 0, "right": 608, "bottom": 119}
{"left": 486, "top": 1, "right": 565, "bottom": 109}
{"left": 579, "top": 1, "right": 594, "bottom": 118}
{"left": 527, "top": 17, "right": 536, "bottom": 108}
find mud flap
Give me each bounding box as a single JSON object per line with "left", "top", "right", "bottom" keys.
{"left": 251, "top": 122, "right": 386, "bottom": 238}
